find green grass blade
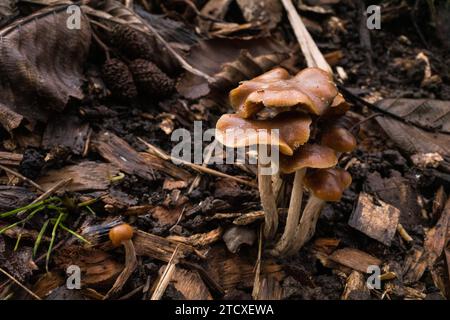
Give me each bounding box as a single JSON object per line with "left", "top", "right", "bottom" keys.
{"left": 59, "top": 223, "right": 91, "bottom": 245}
{"left": 0, "top": 206, "right": 45, "bottom": 234}
{"left": 0, "top": 200, "right": 45, "bottom": 219}
{"left": 33, "top": 220, "right": 50, "bottom": 257}
{"left": 46, "top": 212, "right": 64, "bottom": 272}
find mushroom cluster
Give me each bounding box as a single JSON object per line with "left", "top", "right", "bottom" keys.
{"left": 215, "top": 67, "right": 356, "bottom": 256}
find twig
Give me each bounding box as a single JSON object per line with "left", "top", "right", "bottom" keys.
{"left": 138, "top": 138, "right": 257, "bottom": 188}
{"left": 280, "top": 0, "right": 331, "bottom": 72}
{"left": 0, "top": 267, "right": 41, "bottom": 300}
{"left": 17, "top": 178, "right": 72, "bottom": 219}
{"left": 337, "top": 85, "right": 439, "bottom": 133}
{"left": 0, "top": 164, "right": 45, "bottom": 192}
{"left": 357, "top": 0, "right": 373, "bottom": 69}
{"left": 150, "top": 245, "right": 180, "bottom": 300}
{"left": 187, "top": 140, "right": 217, "bottom": 194}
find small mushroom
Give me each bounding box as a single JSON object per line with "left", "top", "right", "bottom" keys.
{"left": 104, "top": 223, "right": 137, "bottom": 299}
{"left": 271, "top": 144, "right": 337, "bottom": 256}
{"left": 285, "top": 168, "right": 352, "bottom": 255}
{"left": 230, "top": 67, "right": 338, "bottom": 118}
{"left": 109, "top": 223, "right": 134, "bottom": 247}
{"left": 216, "top": 112, "right": 312, "bottom": 240}
{"left": 321, "top": 126, "right": 356, "bottom": 153}
{"left": 304, "top": 168, "right": 352, "bottom": 202}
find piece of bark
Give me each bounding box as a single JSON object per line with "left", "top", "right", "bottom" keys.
{"left": 0, "top": 243, "right": 38, "bottom": 282}
{"left": 37, "top": 162, "right": 118, "bottom": 192}
{"left": 42, "top": 116, "right": 90, "bottom": 155}
{"left": 54, "top": 246, "right": 123, "bottom": 288}
{"left": 313, "top": 238, "right": 341, "bottom": 255}
{"left": 0, "top": 151, "right": 22, "bottom": 166}
{"left": 254, "top": 274, "right": 284, "bottom": 300}
{"left": 133, "top": 230, "right": 202, "bottom": 263}
{"left": 123, "top": 205, "right": 153, "bottom": 216}
{"left": 167, "top": 227, "right": 223, "bottom": 247}
{"left": 151, "top": 204, "right": 185, "bottom": 227}
{"left": 205, "top": 245, "right": 283, "bottom": 291}
{"left": 92, "top": 131, "right": 192, "bottom": 181}
{"left": 163, "top": 179, "right": 188, "bottom": 190}
{"left": 0, "top": 186, "right": 36, "bottom": 211}
{"left": 349, "top": 192, "right": 400, "bottom": 246}
{"left": 364, "top": 172, "right": 422, "bottom": 228}
{"left": 170, "top": 267, "right": 213, "bottom": 300}
{"left": 432, "top": 186, "right": 447, "bottom": 222}
{"left": 341, "top": 270, "right": 370, "bottom": 300}
{"left": 329, "top": 248, "right": 382, "bottom": 273}
{"left": 32, "top": 272, "right": 64, "bottom": 299}
{"left": 404, "top": 198, "right": 450, "bottom": 284}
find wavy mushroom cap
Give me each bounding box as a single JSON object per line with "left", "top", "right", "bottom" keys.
{"left": 279, "top": 144, "right": 338, "bottom": 174}
{"left": 109, "top": 223, "right": 134, "bottom": 247}
{"left": 321, "top": 126, "right": 357, "bottom": 153}
{"left": 230, "top": 67, "right": 338, "bottom": 118}
{"left": 325, "top": 93, "right": 350, "bottom": 116}
{"left": 215, "top": 112, "right": 312, "bottom": 156}
{"left": 304, "top": 168, "right": 352, "bottom": 202}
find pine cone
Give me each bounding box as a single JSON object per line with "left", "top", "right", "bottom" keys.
{"left": 129, "top": 59, "right": 175, "bottom": 99}
{"left": 111, "top": 24, "right": 153, "bottom": 60}
{"left": 101, "top": 58, "right": 138, "bottom": 101}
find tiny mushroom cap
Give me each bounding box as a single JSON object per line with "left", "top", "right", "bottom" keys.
{"left": 304, "top": 168, "right": 352, "bottom": 202}
{"left": 279, "top": 144, "right": 338, "bottom": 174}
{"left": 230, "top": 67, "right": 338, "bottom": 118}
{"left": 109, "top": 223, "right": 134, "bottom": 247}
{"left": 321, "top": 126, "right": 356, "bottom": 153}
{"left": 215, "top": 112, "right": 312, "bottom": 156}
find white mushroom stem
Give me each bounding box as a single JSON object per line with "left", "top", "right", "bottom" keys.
{"left": 286, "top": 195, "right": 325, "bottom": 256}
{"left": 258, "top": 161, "right": 278, "bottom": 240}
{"left": 270, "top": 168, "right": 306, "bottom": 256}
{"left": 104, "top": 239, "right": 137, "bottom": 299}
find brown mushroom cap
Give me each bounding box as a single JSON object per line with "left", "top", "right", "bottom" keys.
{"left": 304, "top": 168, "right": 352, "bottom": 202}
{"left": 215, "top": 112, "right": 312, "bottom": 156}
{"left": 109, "top": 223, "right": 134, "bottom": 247}
{"left": 230, "top": 67, "right": 338, "bottom": 118}
{"left": 321, "top": 126, "right": 356, "bottom": 153}
{"left": 279, "top": 144, "right": 338, "bottom": 174}
{"left": 324, "top": 93, "right": 350, "bottom": 116}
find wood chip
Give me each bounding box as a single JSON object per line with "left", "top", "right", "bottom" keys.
{"left": 404, "top": 198, "right": 450, "bottom": 284}
{"left": 342, "top": 271, "right": 370, "bottom": 300}
{"left": 54, "top": 246, "right": 123, "bottom": 288}
{"left": 205, "top": 245, "right": 283, "bottom": 291}
{"left": 37, "top": 161, "right": 118, "bottom": 192}
{"left": 92, "top": 131, "right": 192, "bottom": 182}
{"left": 133, "top": 230, "right": 203, "bottom": 263}
{"left": 349, "top": 192, "right": 400, "bottom": 246}
{"left": 42, "top": 115, "right": 90, "bottom": 155}
{"left": 167, "top": 227, "right": 223, "bottom": 247}
{"left": 0, "top": 151, "right": 22, "bottom": 166}
{"left": 329, "top": 248, "right": 382, "bottom": 273}
{"left": 170, "top": 267, "right": 213, "bottom": 300}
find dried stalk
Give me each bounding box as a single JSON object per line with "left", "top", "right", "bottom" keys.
{"left": 150, "top": 245, "right": 180, "bottom": 300}
{"left": 138, "top": 137, "right": 257, "bottom": 188}
{"left": 0, "top": 164, "right": 45, "bottom": 192}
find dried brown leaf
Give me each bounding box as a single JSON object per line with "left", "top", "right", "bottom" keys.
{"left": 0, "top": 5, "right": 91, "bottom": 131}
